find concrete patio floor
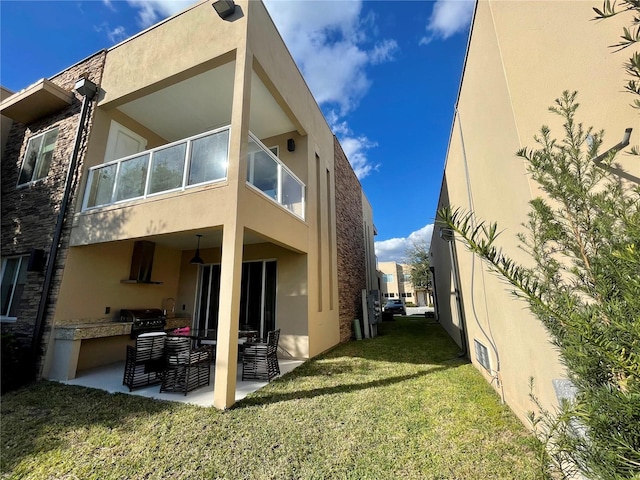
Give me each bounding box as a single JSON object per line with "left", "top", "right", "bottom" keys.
{"left": 59, "top": 358, "right": 305, "bottom": 407}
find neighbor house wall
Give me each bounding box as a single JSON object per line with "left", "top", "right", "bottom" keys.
{"left": 433, "top": 0, "right": 638, "bottom": 425}
{"left": 1, "top": 51, "right": 106, "bottom": 372}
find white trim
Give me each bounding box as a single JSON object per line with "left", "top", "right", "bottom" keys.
{"left": 0, "top": 255, "right": 28, "bottom": 320}
{"left": 17, "top": 127, "right": 60, "bottom": 187}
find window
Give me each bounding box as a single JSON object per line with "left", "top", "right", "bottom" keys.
{"left": 406, "top": 292, "right": 412, "bottom": 297}
{"left": 403, "top": 274, "right": 412, "bottom": 283}
{"left": 383, "top": 274, "right": 394, "bottom": 283}
{"left": 389, "top": 293, "right": 395, "bottom": 298}
{"left": 18, "top": 128, "right": 59, "bottom": 185}
{"left": 1, "top": 256, "right": 28, "bottom": 320}
{"left": 383, "top": 293, "right": 389, "bottom": 298}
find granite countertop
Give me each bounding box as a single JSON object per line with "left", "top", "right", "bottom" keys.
{"left": 54, "top": 316, "right": 190, "bottom": 341}
{"left": 55, "top": 322, "right": 132, "bottom": 340}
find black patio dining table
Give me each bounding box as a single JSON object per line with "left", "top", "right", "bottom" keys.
{"left": 167, "top": 328, "right": 259, "bottom": 348}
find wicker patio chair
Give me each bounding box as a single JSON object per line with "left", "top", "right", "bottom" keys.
{"left": 123, "top": 331, "right": 167, "bottom": 391}
{"left": 242, "top": 329, "right": 280, "bottom": 381}
{"left": 160, "top": 336, "right": 212, "bottom": 395}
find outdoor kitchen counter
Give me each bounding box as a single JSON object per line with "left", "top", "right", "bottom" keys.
{"left": 54, "top": 317, "right": 190, "bottom": 340}
{"left": 47, "top": 316, "right": 190, "bottom": 381}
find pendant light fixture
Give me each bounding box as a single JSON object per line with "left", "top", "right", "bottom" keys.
{"left": 190, "top": 234, "right": 204, "bottom": 265}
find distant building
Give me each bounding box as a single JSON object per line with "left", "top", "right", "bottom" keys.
{"left": 378, "top": 261, "right": 432, "bottom": 306}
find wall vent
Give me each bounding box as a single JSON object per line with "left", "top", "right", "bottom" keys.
{"left": 474, "top": 339, "right": 491, "bottom": 371}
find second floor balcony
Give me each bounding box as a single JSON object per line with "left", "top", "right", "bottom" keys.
{"left": 82, "top": 127, "right": 305, "bottom": 221}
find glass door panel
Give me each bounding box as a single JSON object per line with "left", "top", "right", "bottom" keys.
{"left": 196, "top": 261, "right": 276, "bottom": 339}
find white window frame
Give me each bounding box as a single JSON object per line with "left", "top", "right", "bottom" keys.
{"left": 269, "top": 145, "right": 279, "bottom": 157}
{"left": 1, "top": 255, "right": 29, "bottom": 322}
{"left": 17, "top": 127, "right": 59, "bottom": 186}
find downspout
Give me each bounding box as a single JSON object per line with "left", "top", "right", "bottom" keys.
{"left": 30, "top": 78, "right": 98, "bottom": 361}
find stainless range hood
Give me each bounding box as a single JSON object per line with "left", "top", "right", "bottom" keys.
{"left": 121, "top": 241, "right": 163, "bottom": 284}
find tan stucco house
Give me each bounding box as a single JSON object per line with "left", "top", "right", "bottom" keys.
{"left": 430, "top": 0, "right": 638, "bottom": 425}
{"left": 378, "top": 261, "right": 431, "bottom": 306}
{"left": 1, "top": 0, "right": 377, "bottom": 409}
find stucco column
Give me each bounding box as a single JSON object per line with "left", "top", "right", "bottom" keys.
{"left": 213, "top": 42, "right": 253, "bottom": 409}
{"left": 213, "top": 222, "right": 245, "bottom": 408}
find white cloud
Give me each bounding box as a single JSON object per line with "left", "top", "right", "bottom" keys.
{"left": 126, "top": 0, "right": 196, "bottom": 28}
{"left": 102, "top": 0, "right": 116, "bottom": 12}
{"left": 265, "top": 0, "right": 397, "bottom": 178}
{"left": 420, "top": 0, "right": 475, "bottom": 45}
{"left": 265, "top": 0, "right": 397, "bottom": 116}
{"left": 94, "top": 22, "right": 129, "bottom": 44}
{"left": 339, "top": 133, "right": 378, "bottom": 179}
{"left": 108, "top": 26, "right": 128, "bottom": 43}
{"left": 328, "top": 116, "right": 378, "bottom": 179}
{"left": 375, "top": 224, "right": 434, "bottom": 263}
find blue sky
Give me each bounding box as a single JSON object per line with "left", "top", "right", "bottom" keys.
{"left": 0, "top": 0, "right": 474, "bottom": 262}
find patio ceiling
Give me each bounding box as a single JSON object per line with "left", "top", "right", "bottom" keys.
{"left": 141, "top": 227, "right": 268, "bottom": 251}
{"left": 116, "top": 61, "right": 296, "bottom": 142}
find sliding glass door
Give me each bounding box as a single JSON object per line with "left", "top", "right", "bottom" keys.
{"left": 196, "top": 260, "right": 276, "bottom": 338}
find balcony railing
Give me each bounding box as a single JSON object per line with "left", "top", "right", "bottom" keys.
{"left": 246, "top": 133, "right": 305, "bottom": 220}
{"left": 81, "top": 127, "right": 305, "bottom": 221}
{"left": 82, "top": 126, "right": 230, "bottom": 210}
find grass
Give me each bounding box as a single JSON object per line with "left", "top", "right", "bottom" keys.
{"left": 1, "top": 317, "right": 545, "bottom": 479}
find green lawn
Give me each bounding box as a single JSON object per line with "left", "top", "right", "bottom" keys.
{"left": 1, "top": 318, "right": 545, "bottom": 479}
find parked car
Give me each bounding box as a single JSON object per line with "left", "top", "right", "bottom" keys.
{"left": 383, "top": 299, "right": 406, "bottom": 315}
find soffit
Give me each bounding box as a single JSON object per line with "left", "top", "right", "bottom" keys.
{"left": 145, "top": 228, "right": 268, "bottom": 250}
{"left": 0, "top": 79, "right": 74, "bottom": 124}
{"left": 116, "top": 63, "right": 295, "bottom": 142}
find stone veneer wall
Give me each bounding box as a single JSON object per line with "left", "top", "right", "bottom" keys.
{"left": 333, "top": 137, "right": 366, "bottom": 342}
{"left": 0, "top": 51, "right": 106, "bottom": 374}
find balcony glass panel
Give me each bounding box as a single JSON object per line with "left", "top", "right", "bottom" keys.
{"left": 86, "top": 164, "right": 117, "bottom": 208}
{"left": 281, "top": 169, "right": 304, "bottom": 218}
{"left": 247, "top": 138, "right": 278, "bottom": 200}
{"left": 247, "top": 134, "right": 305, "bottom": 220}
{"left": 82, "top": 126, "right": 230, "bottom": 211}
{"left": 148, "top": 143, "right": 186, "bottom": 194}
{"left": 188, "top": 130, "right": 229, "bottom": 186}
{"left": 114, "top": 154, "right": 149, "bottom": 202}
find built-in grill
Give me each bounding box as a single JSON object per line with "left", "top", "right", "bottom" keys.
{"left": 120, "top": 309, "right": 167, "bottom": 338}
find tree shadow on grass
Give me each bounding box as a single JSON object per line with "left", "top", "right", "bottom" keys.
{"left": 237, "top": 364, "right": 460, "bottom": 408}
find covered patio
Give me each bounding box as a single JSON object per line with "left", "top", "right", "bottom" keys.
{"left": 60, "top": 357, "right": 304, "bottom": 407}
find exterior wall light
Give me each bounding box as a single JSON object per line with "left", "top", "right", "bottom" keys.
{"left": 287, "top": 138, "right": 295, "bottom": 152}
{"left": 212, "top": 0, "right": 236, "bottom": 19}
{"left": 190, "top": 234, "right": 204, "bottom": 265}
{"left": 74, "top": 77, "right": 97, "bottom": 100}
